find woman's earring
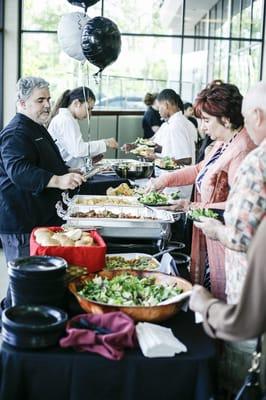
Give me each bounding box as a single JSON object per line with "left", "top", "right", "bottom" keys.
{"left": 225, "top": 121, "right": 232, "bottom": 129}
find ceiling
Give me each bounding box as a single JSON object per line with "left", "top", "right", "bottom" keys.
{"left": 160, "top": 0, "right": 218, "bottom": 33}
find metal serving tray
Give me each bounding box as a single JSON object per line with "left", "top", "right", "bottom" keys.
{"left": 62, "top": 193, "right": 142, "bottom": 208}
{"left": 56, "top": 203, "right": 174, "bottom": 239}
{"left": 57, "top": 204, "right": 174, "bottom": 225}
{"left": 96, "top": 159, "right": 139, "bottom": 166}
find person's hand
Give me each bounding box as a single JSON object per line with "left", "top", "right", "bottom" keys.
{"left": 156, "top": 199, "right": 190, "bottom": 211}
{"left": 68, "top": 168, "right": 83, "bottom": 174}
{"left": 172, "top": 199, "right": 190, "bottom": 211}
{"left": 48, "top": 173, "right": 86, "bottom": 190}
{"left": 189, "top": 284, "right": 214, "bottom": 314}
{"left": 92, "top": 154, "right": 104, "bottom": 164}
{"left": 144, "top": 178, "right": 162, "bottom": 193}
{"left": 154, "top": 143, "right": 162, "bottom": 153}
{"left": 194, "top": 216, "right": 223, "bottom": 240}
{"left": 121, "top": 143, "right": 137, "bottom": 153}
{"left": 105, "top": 138, "right": 118, "bottom": 149}
{"left": 144, "top": 152, "right": 156, "bottom": 161}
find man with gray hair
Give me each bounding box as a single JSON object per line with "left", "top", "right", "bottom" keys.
{"left": 0, "top": 76, "right": 86, "bottom": 307}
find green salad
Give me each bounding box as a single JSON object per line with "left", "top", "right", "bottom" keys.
{"left": 163, "top": 157, "right": 177, "bottom": 169}
{"left": 170, "top": 191, "right": 181, "bottom": 200}
{"left": 134, "top": 137, "right": 155, "bottom": 147}
{"left": 105, "top": 256, "right": 158, "bottom": 271}
{"left": 188, "top": 208, "right": 219, "bottom": 220}
{"left": 139, "top": 191, "right": 168, "bottom": 205}
{"left": 78, "top": 274, "right": 182, "bottom": 306}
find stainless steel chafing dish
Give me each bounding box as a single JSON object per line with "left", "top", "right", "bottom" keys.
{"left": 61, "top": 193, "right": 142, "bottom": 208}
{"left": 56, "top": 203, "right": 176, "bottom": 239}
{"left": 95, "top": 159, "right": 139, "bottom": 166}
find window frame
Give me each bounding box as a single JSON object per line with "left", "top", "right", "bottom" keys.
{"left": 18, "top": 0, "right": 265, "bottom": 105}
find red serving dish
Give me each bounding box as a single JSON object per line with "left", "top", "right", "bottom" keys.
{"left": 30, "top": 227, "right": 106, "bottom": 273}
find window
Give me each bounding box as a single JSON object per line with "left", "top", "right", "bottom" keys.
{"left": 20, "top": 0, "right": 265, "bottom": 108}
{"left": 0, "top": 0, "right": 3, "bottom": 129}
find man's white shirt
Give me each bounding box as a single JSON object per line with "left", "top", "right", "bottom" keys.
{"left": 153, "top": 111, "right": 196, "bottom": 198}
{"left": 153, "top": 111, "right": 196, "bottom": 163}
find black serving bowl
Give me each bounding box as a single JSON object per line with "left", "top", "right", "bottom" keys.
{"left": 113, "top": 162, "right": 154, "bottom": 180}
{"left": 2, "top": 305, "right": 68, "bottom": 349}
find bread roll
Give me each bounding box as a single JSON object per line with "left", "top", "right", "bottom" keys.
{"left": 51, "top": 233, "right": 69, "bottom": 245}
{"left": 38, "top": 238, "right": 60, "bottom": 246}
{"left": 35, "top": 231, "right": 52, "bottom": 243}
{"left": 81, "top": 232, "right": 91, "bottom": 237}
{"left": 35, "top": 227, "right": 51, "bottom": 234}
{"left": 60, "top": 238, "right": 75, "bottom": 247}
{"left": 64, "top": 228, "right": 82, "bottom": 241}
{"left": 75, "top": 240, "right": 85, "bottom": 247}
{"left": 81, "top": 234, "right": 94, "bottom": 246}
{"left": 75, "top": 239, "right": 94, "bottom": 247}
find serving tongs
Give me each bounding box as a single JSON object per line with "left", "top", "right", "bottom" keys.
{"left": 158, "top": 290, "right": 192, "bottom": 306}
{"left": 152, "top": 246, "right": 182, "bottom": 259}
{"left": 83, "top": 166, "right": 105, "bottom": 180}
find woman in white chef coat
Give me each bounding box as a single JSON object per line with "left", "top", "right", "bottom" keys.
{"left": 48, "top": 87, "right": 118, "bottom": 169}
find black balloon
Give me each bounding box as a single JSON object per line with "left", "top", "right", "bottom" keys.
{"left": 67, "top": 0, "right": 100, "bottom": 11}
{"left": 81, "top": 17, "right": 121, "bottom": 72}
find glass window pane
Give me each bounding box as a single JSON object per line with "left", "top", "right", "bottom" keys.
{"left": 181, "top": 39, "right": 208, "bottom": 102}
{"left": 96, "top": 36, "right": 182, "bottom": 107}
{"left": 229, "top": 41, "right": 262, "bottom": 93}
{"left": 207, "top": 40, "right": 215, "bottom": 80}
{"left": 251, "top": 0, "right": 264, "bottom": 38}
{"left": 231, "top": 0, "right": 241, "bottom": 37}
{"left": 21, "top": 33, "right": 182, "bottom": 110}
{"left": 21, "top": 33, "right": 82, "bottom": 102}
{"left": 215, "top": 1, "right": 222, "bottom": 36}
{"left": 222, "top": 0, "right": 230, "bottom": 37}
{"left": 104, "top": 0, "right": 183, "bottom": 35}
{"left": 241, "top": 0, "right": 252, "bottom": 38}
{"left": 22, "top": 0, "right": 101, "bottom": 30}
{"left": 184, "top": 0, "right": 210, "bottom": 36}
{"left": 209, "top": 7, "right": 216, "bottom": 36}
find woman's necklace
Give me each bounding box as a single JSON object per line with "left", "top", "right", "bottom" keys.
{"left": 220, "top": 127, "right": 242, "bottom": 154}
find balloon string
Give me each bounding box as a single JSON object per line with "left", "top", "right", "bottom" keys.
{"left": 93, "top": 69, "right": 103, "bottom": 84}
{"left": 82, "top": 62, "right": 92, "bottom": 169}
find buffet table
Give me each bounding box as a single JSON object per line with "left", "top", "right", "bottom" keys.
{"left": 0, "top": 311, "right": 216, "bottom": 400}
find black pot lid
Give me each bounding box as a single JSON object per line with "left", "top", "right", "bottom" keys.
{"left": 8, "top": 256, "right": 67, "bottom": 272}
{"left": 2, "top": 305, "right": 68, "bottom": 332}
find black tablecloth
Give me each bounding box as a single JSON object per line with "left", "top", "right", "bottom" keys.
{"left": 0, "top": 311, "right": 215, "bottom": 400}
{"left": 77, "top": 174, "right": 129, "bottom": 195}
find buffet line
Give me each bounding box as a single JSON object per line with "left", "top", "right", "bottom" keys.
{"left": 2, "top": 149, "right": 195, "bottom": 354}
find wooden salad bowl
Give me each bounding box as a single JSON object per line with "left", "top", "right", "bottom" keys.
{"left": 69, "top": 270, "right": 192, "bottom": 322}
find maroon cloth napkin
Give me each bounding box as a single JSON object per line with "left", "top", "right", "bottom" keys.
{"left": 60, "top": 312, "right": 136, "bottom": 360}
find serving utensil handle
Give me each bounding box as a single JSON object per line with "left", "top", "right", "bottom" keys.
{"left": 55, "top": 201, "right": 67, "bottom": 219}
{"left": 62, "top": 191, "right": 72, "bottom": 206}
{"left": 152, "top": 246, "right": 180, "bottom": 259}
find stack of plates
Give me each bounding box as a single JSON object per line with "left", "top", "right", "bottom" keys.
{"left": 2, "top": 305, "right": 68, "bottom": 349}
{"left": 8, "top": 256, "right": 67, "bottom": 308}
